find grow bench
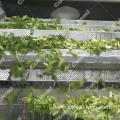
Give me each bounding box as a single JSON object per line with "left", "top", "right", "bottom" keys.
{"left": 1, "top": 18, "right": 120, "bottom": 32}
{"left": 4, "top": 18, "right": 119, "bottom": 25}
{"left": 0, "top": 31, "right": 120, "bottom": 88}
{"left": 1, "top": 50, "right": 120, "bottom": 86}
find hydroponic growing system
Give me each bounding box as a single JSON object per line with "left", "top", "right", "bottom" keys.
{"left": 0, "top": 15, "right": 120, "bottom": 120}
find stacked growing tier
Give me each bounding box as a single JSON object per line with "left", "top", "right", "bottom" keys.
{"left": 0, "top": 15, "right": 120, "bottom": 120}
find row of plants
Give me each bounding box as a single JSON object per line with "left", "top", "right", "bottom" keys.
{"left": 7, "top": 87, "right": 120, "bottom": 120}
{"left": 0, "top": 22, "right": 80, "bottom": 31}
{"left": 5, "top": 15, "right": 61, "bottom": 24}
{"left": 0, "top": 15, "right": 120, "bottom": 32}
{"left": 0, "top": 33, "right": 120, "bottom": 82}
{"left": 5, "top": 15, "right": 120, "bottom": 26}
{"left": 5, "top": 15, "right": 86, "bottom": 25}
{"left": 0, "top": 15, "right": 79, "bottom": 30}
{"left": 0, "top": 22, "right": 114, "bottom": 31}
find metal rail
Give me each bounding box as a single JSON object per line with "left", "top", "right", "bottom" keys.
{"left": 0, "top": 50, "right": 120, "bottom": 82}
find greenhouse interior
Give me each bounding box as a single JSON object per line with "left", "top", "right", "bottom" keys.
{"left": 1, "top": 0, "right": 120, "bottom": 120}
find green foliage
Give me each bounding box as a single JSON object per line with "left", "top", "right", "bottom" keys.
{"left": 82, "top": 22, "right": 87, "bottom": 25}
{"left": 100, "top": 28, "right": 110, "bottom": 32}
{"left": 6, "top": 15, "right": 60, "bottom": 24}
{"left": 8, "top": 90, "right": 24, "bottom": 107}
{"left": 68, "top": 78, "right": 87, "bottom": 91}
{"left": 2, "top": 15, "right": 120, "bottom": 32}
{"left": 1, "top": 15, "right": 80, "bottom": 31}
{"left": 22, "top": 91, "right": 120, "bottom": 120}
{"left": 0, "top": 22, "right": 80, "bottom": 30}
{"left": 0, "top": 118, "right": 4, "bottom": 120}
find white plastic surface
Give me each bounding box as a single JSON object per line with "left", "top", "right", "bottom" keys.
{"left": 0, "top": 29, "right": 31, "bottom": 36}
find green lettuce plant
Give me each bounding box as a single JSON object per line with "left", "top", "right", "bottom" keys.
{"left": 2, "top": 15, "right": 120, "bottom": 32}
{"left": 22, "top": 90, "right": 120, "bottom": 120}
